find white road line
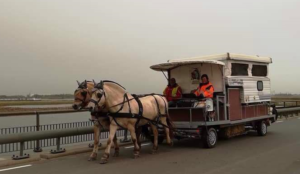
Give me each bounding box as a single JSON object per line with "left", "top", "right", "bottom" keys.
{"left": 276, "top": 121, "right": 284, "bottom": 123}
{"left": 298, "top": 118, "right": 300, "bottom": 120}
{"left": 0, "top": 165, "right": 32, "bottom": 172}
{"left": 0, "top": 158, "right": 5, "bottom": 161}
{"left": 125, "top": 143, "right": 151, "bottom": 149}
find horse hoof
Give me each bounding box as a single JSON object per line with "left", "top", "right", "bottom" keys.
{"left": 151, "top": 150, "right": 157, "bottom": 154}
{"left": 88, "top": 153, "right": 97, "bottom": 161}
{"left": 100, "top": 159, "right": 108, "bottom": 164}
{"left": 113, "top": 152, "right": 119, "bottom": 157}
{"left": 88, "top": 157, "right": 97, "bottom": 161}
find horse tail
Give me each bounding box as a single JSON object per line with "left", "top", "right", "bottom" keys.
{"left": 166, "top": 111, "right": 175, "bottom": 139}
{"left": 160, "top": 96, "right": 175, "bottom": 139}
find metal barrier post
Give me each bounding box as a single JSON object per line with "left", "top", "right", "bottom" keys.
{"left": 50, "top": 137, "right": 66, "bottom": 154}
{"left": 34, "top": 112, "right": 42, "bottom": 152}
{"left": 12, "top": 142, "right": 30, "bottom": 160}
{"left": 120, "top": 130, "right": 131, "bottom": 143}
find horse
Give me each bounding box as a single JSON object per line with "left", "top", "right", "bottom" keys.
{"left": 72, "top": 80, "right": 120, "bottom": 161}
{"left": 87, "top": 80, "right": 174, "bottom": 164}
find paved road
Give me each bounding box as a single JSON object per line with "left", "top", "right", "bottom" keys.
{"left": 2, "top": 117, "right": 300, "bottom": 174}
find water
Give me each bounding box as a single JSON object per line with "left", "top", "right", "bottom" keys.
{"left": 0, "top": 111, "right": 91, "bottom": 129}
{"left": 5, "top": 104, "right": 72, "bottom": 108}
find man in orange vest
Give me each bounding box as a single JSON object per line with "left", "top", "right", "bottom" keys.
{"left": 163, "top": 78, "right": 183, "bottom": 107}
{"left": 193, "top": 74, "right": 214, "bottom": 99}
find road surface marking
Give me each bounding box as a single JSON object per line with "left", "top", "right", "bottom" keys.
{"left": 276, "top": 121, "right": 284, "bottom": 123}
{"left": 298, "top": 118, "right": 300, "bottom": 120}
{"left": 125, "top": 143, "right": 151, "bottom": 149}
{"left": 0, "top": 158, "right": 5, "bottom": 161}
{"left": 0, "top": 165, "right": 32, "bottom": 172}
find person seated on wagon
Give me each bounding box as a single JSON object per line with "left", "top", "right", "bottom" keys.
{"left": 163, "top": 78, "right": 183, "bottom": 107}
{"left": 192, "top": 74, "right": 214, "bottom": 99}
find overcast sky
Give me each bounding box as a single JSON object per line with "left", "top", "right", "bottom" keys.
{"left": 0, "top": 0, "right": 299, "bottom": 95}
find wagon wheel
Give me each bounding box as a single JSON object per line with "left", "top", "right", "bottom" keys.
{"left": 202, "top": 127, "right": 218, "bottom": 148}
{"left": 257, "top": 121, "right": 268, "bottom": 136}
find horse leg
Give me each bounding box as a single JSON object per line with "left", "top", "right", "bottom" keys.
{"left": 88, "top": 123, "right": 100, "bottom": 161}
{"left": 113, "top": 133, "right": 119, "bottom": 157}
{"left": 150, "top": 124, "right": 159, "bottom": 154}
{"left": 127, "top": 125, "right": 140, "bottom": 159}
{"left": 100, "top": 124, "right": 118, "bottom": 164}
{"left": 135, "top": 126, "right": 142, "bottom": 149}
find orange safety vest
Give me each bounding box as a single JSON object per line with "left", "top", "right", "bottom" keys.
{"left": 163, "top": 85, "right": 182, "bottom": 102}
{"left": 194, "top": 82, "right": 214, "bottom": 98}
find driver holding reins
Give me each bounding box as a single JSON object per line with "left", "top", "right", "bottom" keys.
{"left": 192, "top": 74, "right": 214, "bottom": 99}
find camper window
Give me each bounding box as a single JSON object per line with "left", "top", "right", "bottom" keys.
{"left": 252, "top": 65, "right": 267, "bottom": 77}
{"left": 231, "top": 63, "right": 248, "bottom": 76}
{"left": 257, "top": 81, "right": 264, "bottom": 91}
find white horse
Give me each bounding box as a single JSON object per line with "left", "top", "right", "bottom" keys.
{"left": 73, "top": 81, "right": 120, "bottom": 161}
{"left": 87, "top": 80, "right": 174, "bottom": 164}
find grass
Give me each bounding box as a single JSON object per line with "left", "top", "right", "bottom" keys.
{"left": 0, "top": 100, "right": 73, "bottom": 107}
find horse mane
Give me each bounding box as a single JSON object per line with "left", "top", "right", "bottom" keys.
{"left": 103, "top": 80, "right": 126, "bottom": 90}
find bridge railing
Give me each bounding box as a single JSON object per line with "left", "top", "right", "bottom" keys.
{"left": 271, "top": 100, "right": 300, "bottom": 108}
{"left": 271, "top": 100, "right": 300, "bottom": 119}
{"left": 0, "top": 110, "right": 133, "bottom": 160}
{"left": 1, "top": 100, "right": 299, "bottom": 160}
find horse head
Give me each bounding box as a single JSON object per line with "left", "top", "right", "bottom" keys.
{"left": 72, "top": 80, "right": 94, "bottom": 110}
{"left": 88, "top": 80, "right": 106, "bottom": 112}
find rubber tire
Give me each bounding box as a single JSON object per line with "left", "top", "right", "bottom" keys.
{"left": 202, "top": 128, "right": 218, "bottom": 148}
{"left": 257, "top": 121, "right": 268, "bottom": 136}
{"left": 150, "top": 136, "right": 165, "bottom": 144}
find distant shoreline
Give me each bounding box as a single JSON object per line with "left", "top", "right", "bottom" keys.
{"left": 0, "top": 100, "right": 74, "bottom": 113}
{"left": 0, "top": 100, "right": 73, "bottom": 107}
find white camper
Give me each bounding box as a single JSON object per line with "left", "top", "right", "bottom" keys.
{"left": 150, "top": 53, "right": 276, "bottom": 148}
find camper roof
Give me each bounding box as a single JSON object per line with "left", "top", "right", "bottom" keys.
{"left": 150, "top": 60, "right": 225, "bottom": 71}
{"left": 150, "top": 53, "right": 272, "bottom": 71}
{"left": 169, "top": 53, "right": 272, "bottom": 64}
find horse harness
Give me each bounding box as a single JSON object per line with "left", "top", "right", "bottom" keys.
{"left": 91, "top": 91, "right": 169, "bottom": 130}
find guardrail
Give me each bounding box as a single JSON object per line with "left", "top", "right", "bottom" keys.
{"left": 276, "top": 107, "right": 300, "bottom": 119}
{"left": 1, "top": 101, "right": 300, "bottom": 160}
{"left": 271, "top": 100, "right": 300, "bottom": 108}
{"left": 0, "top": 110, "right": 131, "bottom": 160}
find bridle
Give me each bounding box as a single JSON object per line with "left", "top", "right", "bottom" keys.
{"left": 74, "top": 88, "right": 90, "bottom": 109}
{"left": 89, "top": 88, "right": 107, "bottom": 111}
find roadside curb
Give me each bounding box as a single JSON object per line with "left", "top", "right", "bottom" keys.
{"left": 40, "top": 142, "right": 133, "bottom": 160}
{"left": 0, "top": 157, "right": 41, "bottom": 168}
{"left": 0, "top": 142, "right": 134, "bottom": 168}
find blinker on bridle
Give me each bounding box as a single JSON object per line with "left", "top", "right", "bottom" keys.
{"left": 74, "top": 80, "right": 90, "bottom": 106}
{"left": 89, "top": 81, "right": 106, "bottom": 109}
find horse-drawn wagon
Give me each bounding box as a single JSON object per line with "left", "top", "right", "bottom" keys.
{"left": 150, "top": 53, "right": 277, "bottom": 148}
{"left": 73, "top": 53, "right": 277, "bottom": 163}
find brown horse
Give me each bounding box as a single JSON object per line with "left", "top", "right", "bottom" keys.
{"left": 73, "top": 81, "right": 120, "bottom": 161}
{"left": 87, "top": 80, "right": 173, "bottom": 164}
